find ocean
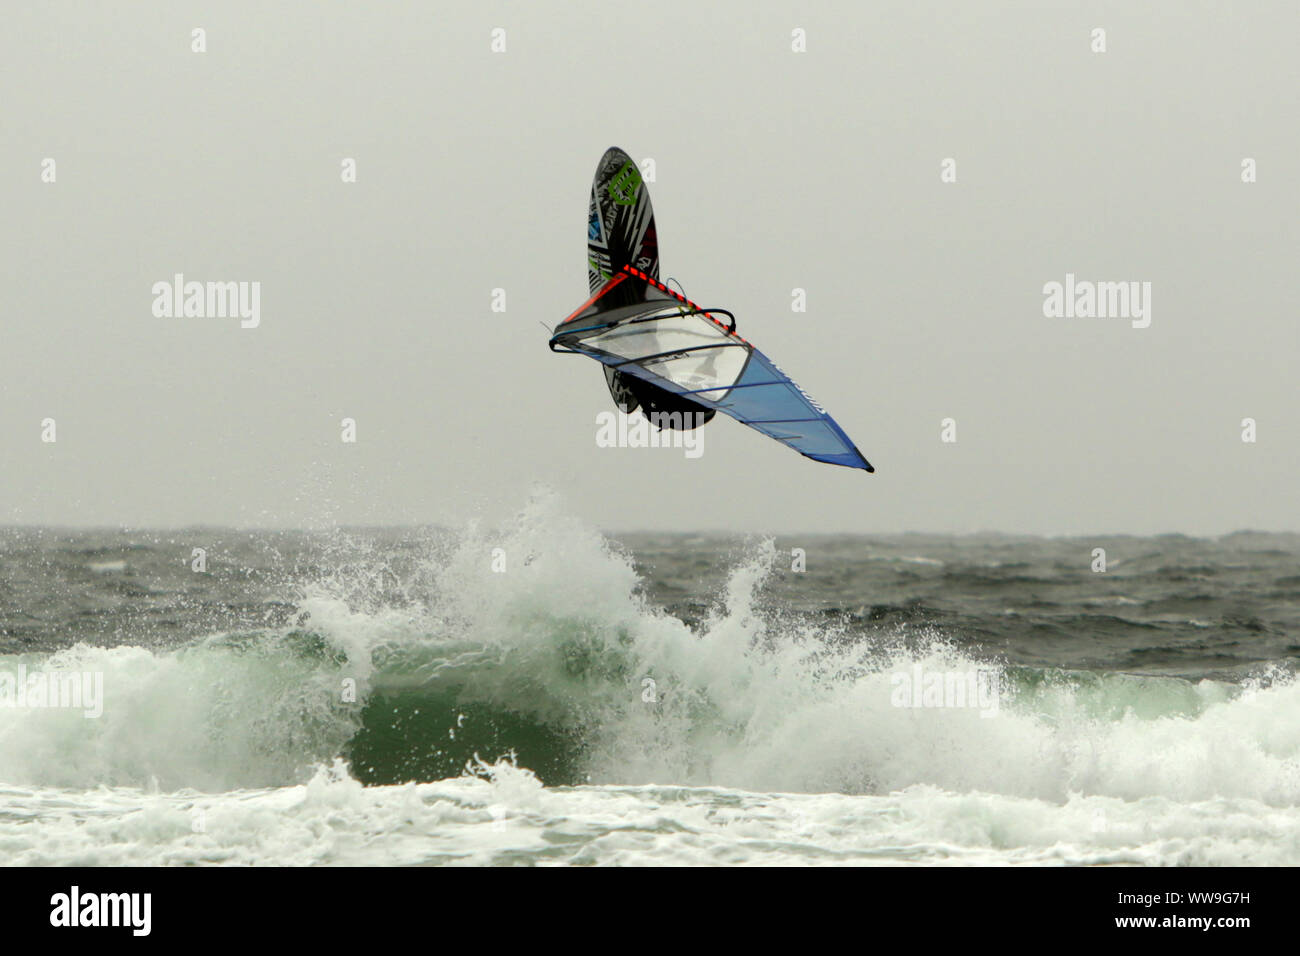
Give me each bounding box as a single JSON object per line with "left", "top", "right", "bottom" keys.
{"left": 2, "top": 493, "right": 1297, "bottom": 866}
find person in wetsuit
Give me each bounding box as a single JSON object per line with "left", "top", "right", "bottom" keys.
{"left": 604, "top": 367, "right": 716, "bottom": 431}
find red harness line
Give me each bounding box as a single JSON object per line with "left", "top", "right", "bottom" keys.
{"left": 559, "top": 265, "right": 748, "bottom": 345}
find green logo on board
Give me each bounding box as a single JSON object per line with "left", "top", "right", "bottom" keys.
{"left": 607, "top": 161, "right": 641, "bottom": 206}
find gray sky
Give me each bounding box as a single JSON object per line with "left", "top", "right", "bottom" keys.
{"left": 2, "top": 1, "right": 1296, "bottom": 534}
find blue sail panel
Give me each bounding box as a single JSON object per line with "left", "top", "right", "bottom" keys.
{"left": 713, "top": 351, "right": 871, "bottom": 468}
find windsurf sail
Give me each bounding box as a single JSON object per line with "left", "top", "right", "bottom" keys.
{"left": 551, "top": 265, "right": 874, "bottom": 472}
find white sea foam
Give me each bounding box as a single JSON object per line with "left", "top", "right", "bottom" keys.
{"left": 2, "top": 758, "right": 1297, "bottom": 866}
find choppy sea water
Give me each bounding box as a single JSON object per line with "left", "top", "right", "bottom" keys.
{"left": 1, "top": 493, "right": 1298, "bottom": 865}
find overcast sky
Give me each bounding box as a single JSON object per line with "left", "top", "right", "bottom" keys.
{"left": 2, "top": 1, "right": 1296, "bottom": 535}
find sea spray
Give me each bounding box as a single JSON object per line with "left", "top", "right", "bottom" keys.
{"left": 1, "top": 496, "right": 1298, "bottom": 813}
